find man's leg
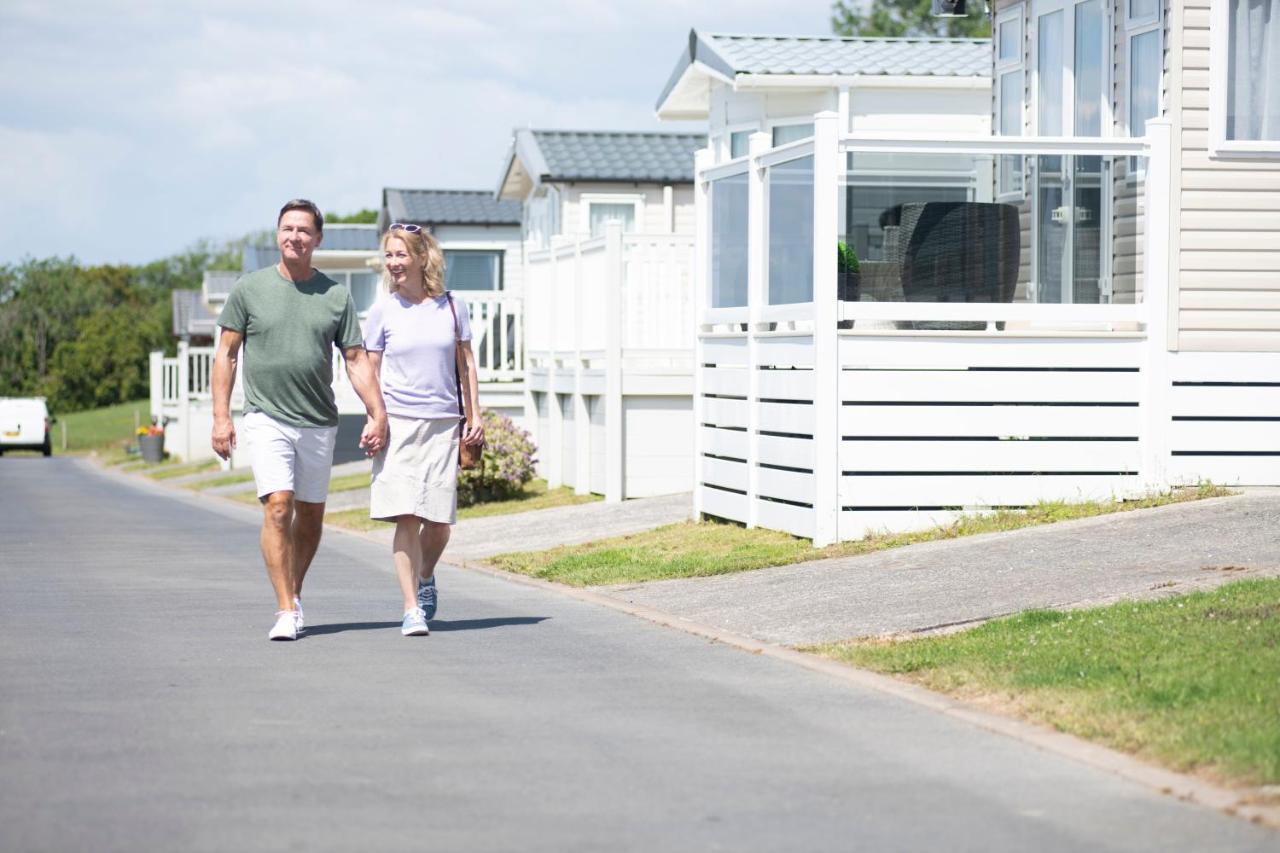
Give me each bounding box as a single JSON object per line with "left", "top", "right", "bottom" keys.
{"left": 393, "top": 515, "right": 424, "bottom": 612}
{"left": 290, "top": 422, "right": 339, "bottom": 602}
{"left": 260, "top": 491, "right": 297, "bottom": 612}
{"left": 419, "top": 521, "right": 450, "bottom": 582}
{"left": 291, "top": 500, "right": 326, "bottom": 598}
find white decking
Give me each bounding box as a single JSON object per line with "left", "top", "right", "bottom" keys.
{"left": 522, "top": 224, "right": 696, "bottom": 500}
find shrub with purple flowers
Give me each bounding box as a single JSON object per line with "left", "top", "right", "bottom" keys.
{"left": 457, "top": 409, "right": 538, "bottom": 506}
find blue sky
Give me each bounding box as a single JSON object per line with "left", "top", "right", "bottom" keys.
{"left": 0, "top": 1, "right": 835, "bottom": 266}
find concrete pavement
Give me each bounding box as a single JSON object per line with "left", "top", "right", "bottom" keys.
{"left": 2, "top": 456, "right": 1273, "bottom": 851}
{"left": 600, "top": 490, "right": 1280, "bottom": 645}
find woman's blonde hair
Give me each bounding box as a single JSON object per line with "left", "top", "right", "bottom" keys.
{"left": 381, "top": 226, "right": 446, "bottom": 297}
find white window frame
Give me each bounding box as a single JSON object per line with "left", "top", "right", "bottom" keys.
{"left": 1123, "top": 0, "right": 1162, "bottom": 179}
{"left": 996, "top": 4, "right": 1026, "bottom": 200}
{"left": 579, "top": 192, "right": 645, "bottom": 238}
{"left": 443, "top": 246, "right": 506, "bottom": 292}
{"left": 766, "top": 118, "right": 816, "bottom": 148}
{"left": 1209, "top": 0, "right": 1280, "bottom": 158}
{"left": 725, "top": 124, "right": 756, "bottom": 162}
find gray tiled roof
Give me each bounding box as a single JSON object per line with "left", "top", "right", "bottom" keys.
{"left": 202, "top": 270, "right": 239, "bottom": 302}
{"left": 317, "top": 224, "right": 380, "bottom": 250}
{"left": 172, "top": 289, "right": 218, "bottom": 338}
{"left": 385, "top": 189, "right": 520, "bottom": 226}
{"left": 656, "top": 30, "right": 990, "bottom": 117}
{"left": 528, "top": 130, "right": 705, "bottom": 183}
{"left": 706, "top": 34, "right": 989, "bottom": 77}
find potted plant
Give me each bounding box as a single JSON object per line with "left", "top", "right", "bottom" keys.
{"left": 136, "top": 421, "right": 165, "bottom": 464}
{"left": 838, "top": 240, "right": 861, "bottom": 302}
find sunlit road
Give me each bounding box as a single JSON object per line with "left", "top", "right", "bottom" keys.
{"left": 0, "top": 457, "right": 1272, "bottom": 852}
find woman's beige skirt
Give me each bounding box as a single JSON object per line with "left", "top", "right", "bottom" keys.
{"left": 370, "top": 415, "right": 460, "bottom": 524}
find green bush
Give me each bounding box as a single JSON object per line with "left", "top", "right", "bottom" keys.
{"left": 457, "top": 410, "right": 537, "bottom": 506}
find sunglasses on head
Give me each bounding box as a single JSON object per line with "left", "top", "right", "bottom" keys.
{"left": 388, "top": 222, "right": 424, "bottom": 234}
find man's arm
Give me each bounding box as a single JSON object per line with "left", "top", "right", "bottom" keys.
{"left": 211, "top": 328, "right": 243, "bottom": 460}
{"left": 341, "top": 345, "right": 387, "bottom": 456}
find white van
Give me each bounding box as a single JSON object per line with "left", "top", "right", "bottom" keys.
{"left": 0, "top": 397, "right": 52, "bottom": 456}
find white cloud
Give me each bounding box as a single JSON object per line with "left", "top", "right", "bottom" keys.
{"left": 0, "top": 0, "right": 834, "bottom": 264}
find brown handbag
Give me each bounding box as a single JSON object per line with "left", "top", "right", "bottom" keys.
{"left": 446, "top": 292, "right": 484, "bottom": 470}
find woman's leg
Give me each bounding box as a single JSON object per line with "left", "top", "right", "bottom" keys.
{"left": 419, "top": 521, "right": 451, "bottom": 583}
{"left": 393, "top": 514, "right": 425, "bottom": 612}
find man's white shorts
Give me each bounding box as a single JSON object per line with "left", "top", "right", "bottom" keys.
{"left": 243, "top": 411, "right": 338, "bottom": 503}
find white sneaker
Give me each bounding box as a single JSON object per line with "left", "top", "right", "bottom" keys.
{"left": 401, "top": 608, "right": 429, "bottom": 637}
{"left": 269, "top": 610, "right": 299, "bottom": 641}
{"left": 293, "top": 597, "right": 305, "bottom": 633}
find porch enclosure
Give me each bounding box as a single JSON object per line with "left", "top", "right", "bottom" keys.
{"left": 523, "top": 226, "right": 696, "bottom": 501}
{"left": 150, "top": 295, "right": 526, "bottom": 464}
{"left": 696, "top": 112, "right": 1181, "bottom": 546}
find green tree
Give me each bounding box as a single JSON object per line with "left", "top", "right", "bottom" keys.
{"left": 325, "top": 208, "right": 378, "bottom": 224}
{"left": 45, "top": 302, "right": 168, "bottom": 411}
{"left": 832, "top": 0, "right": 990, "bottom": 38}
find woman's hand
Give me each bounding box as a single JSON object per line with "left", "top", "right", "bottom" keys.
{"left": 463, "top": 416, "right": 485, "bottom": 446}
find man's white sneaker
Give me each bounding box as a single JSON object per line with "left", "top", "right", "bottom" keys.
{"left": 402, "top": 608, "right": 429, "bottom": 637}
{"left": 269, "top": 610, "right": 299, "bottom": 641}
{"left": 293, "top": 597, "right": 305, "bottom": 633}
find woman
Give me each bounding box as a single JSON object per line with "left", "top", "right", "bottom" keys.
{"left": 363, "top": 223, "right": 484, "bottom": 636}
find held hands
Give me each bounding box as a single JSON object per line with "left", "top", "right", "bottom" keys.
{"left": 359, "top": 412, "right": 388, "bottom": 457}
{"left": 462, "top": 417, "right": 485, "bottom": 446}
{"left": 211, "top": 417, "right": 236, "bottom": 461}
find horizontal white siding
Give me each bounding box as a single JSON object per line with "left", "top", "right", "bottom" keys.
{"left": 1176, "top": 0, "right": 1280, "bottom": 351}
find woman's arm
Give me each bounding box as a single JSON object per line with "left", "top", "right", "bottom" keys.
{"left": 459, "top": 341, "right": 484, "bottom": 446}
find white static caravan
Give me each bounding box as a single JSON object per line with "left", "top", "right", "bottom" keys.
{"left": 678, "top": 11, "right": 1280, "bottom": 547}
{"left": 496, "top": 130, "right": 705, "bottom": 500}
{"left": 987, "top": 0, "right": 1280, "bottom": 486}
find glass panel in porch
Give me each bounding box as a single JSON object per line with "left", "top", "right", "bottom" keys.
{"left": 768, "top": 155, "right": 814, "bottom": 304}
{"left": 841, "top": 150, "right": 1142, "bottom": 308}
{"left": 710, "top": 172, "right": 749, "bottom": 308}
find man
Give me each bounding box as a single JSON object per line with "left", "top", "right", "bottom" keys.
{"left": 211, "top": 199, "right": 387, "bottom": 641}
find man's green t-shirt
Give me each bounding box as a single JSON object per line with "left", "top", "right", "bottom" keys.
{"left": 217, "top": 266, "right": 363, "bottom": 428}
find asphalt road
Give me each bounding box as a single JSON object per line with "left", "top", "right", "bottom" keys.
{"left": 1, "top": 457, "right": 1273, "bottom": 852}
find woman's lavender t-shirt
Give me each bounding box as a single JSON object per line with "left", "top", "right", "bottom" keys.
{"left": 363, "top": 291, "right": 472, "bottom": 419}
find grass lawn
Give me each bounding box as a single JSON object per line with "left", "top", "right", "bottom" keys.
{"left": 488, "top": 485, "right": 1234, "bottom": 587}
{"left": 59, "top": 399, "right": 150, "bottom": 455}
{"left": 145, "top": 460, "right": 220, "bottom": 480}
{"left": 187, "top": 470, "right": 255, "bottom": 491}
{"left": 810, "top": 578, "right": 1280, "bottom": 787}
{"left": 324, "top": 479, "right": 599, "bottom": 532}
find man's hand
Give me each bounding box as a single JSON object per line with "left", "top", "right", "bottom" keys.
{"left": 211, "top": 416, "right": 236, "bottom": 461}
{"left": 359, "top": 412, "right": 388, "bottom": 457}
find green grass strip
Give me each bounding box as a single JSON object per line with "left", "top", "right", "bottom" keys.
{"left": 489, "top": 485, "right": 1234, "bottom": 587}
{"left": 187, "top": 470, "right": 256, "bottom": 491}
{"left": 323, "top": 479, "right": 599, "bottom": 531}
{"left": 145, "top": 460, "right": 220, "bottom": 480}
{"left": 810, "top": 578, "right": 1280, "bottom": 786}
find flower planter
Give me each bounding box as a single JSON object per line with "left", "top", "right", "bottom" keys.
{"left": 138, "top": 433, "right": 165, "bottom": 464}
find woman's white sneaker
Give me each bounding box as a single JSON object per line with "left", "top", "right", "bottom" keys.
{"left": 269, "top": 610, "right": 299, "bottom": 641}
{"left": 402, "top": 608, "right": 429, "bottom": 636}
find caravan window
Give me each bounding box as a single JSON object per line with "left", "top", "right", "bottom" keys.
{"left": 444, "top": 250, "right": 502, "bottom": 291}
{"left": 1211, "top": 0, "right": 1280, "bottom": 155}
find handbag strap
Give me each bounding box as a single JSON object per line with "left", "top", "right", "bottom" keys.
{"left": 445, "top": 291, "right": 466, "bottom": 422}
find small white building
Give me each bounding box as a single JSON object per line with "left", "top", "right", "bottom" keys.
{"left": 497, "top": 130, "right": 705, "bottom": 500}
